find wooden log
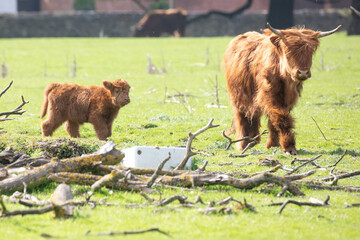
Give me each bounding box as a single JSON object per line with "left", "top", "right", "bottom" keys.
{"left": 49, "top": 172, "right": 152, "bottom": 193}
{"left": 0, "top": 142, "right": 124, "bottom": 193}
{"left": 158, "top": 171, "right": 306, "bottom": 196}
{"left": 50, "top": 183, "right": 74, "bottom": 218}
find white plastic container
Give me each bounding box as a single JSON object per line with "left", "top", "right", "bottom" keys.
{"left": 121, "top": 146, "right": 192, "bottom": 170}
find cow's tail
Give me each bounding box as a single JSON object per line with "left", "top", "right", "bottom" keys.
{"left": 40, "top": 83, "right": 59, "bottom": 119}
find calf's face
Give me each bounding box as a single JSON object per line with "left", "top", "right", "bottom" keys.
{"left": 103, "top": 79, "right": 131, "bottom": 107}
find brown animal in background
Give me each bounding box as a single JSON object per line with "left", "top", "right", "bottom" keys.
{"left": 40, "top": 79, "right": 130, "bottom": 140}
{"left": 223, "top": 23, "right": 341, "bottom": 155}
{"left": 133, "top": 9, "right": 187, "bottom": 37}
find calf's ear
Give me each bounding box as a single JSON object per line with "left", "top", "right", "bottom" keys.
{"left": 103, "top": 80, "right": 113, "bottom": 90}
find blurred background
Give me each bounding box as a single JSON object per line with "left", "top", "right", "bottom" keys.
{"left": 0, "top": 0, "right": 358, "bottom": 37}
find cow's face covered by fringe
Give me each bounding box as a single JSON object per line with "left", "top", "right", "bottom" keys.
{"left": 266, "top": 23, "right": 341, "bottom": 82}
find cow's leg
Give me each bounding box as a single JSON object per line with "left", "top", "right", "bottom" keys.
{"left": 91, "top": 119, "right": 109, "bottom": 140}
{"left": 266, "top": 119, "right": 280, "bottom": 149}
{"left": 65, "top": 121, "right": 80, "bottom": 138}
{"left": 233, "top": 110, "right": 251, "bottom": 151}
{"left": 268, "top": 109, "right": 296, "bottom": 155}
{"left": 248, "top": 113, "right": 262, "bottom": 142}
{"left": 41, "top": 110, "right": 65, "bottom": 137}
{"left": 106, "top": 121, "right": 113, "bottom": 138}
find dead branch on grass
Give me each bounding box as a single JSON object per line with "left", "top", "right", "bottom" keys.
{"left": 278, "top": 196, "right": 330, "bottom": 214}
{"left": 295, "top": 181, "right": 360, "bottom": 192}
{"left": 158, "top": 170, "right": 313, "bottom": 196}
{"left": 147, "top": 152, "right": 171, "bottom": 188}
{"left": 175, "top": 118, "right": 219, "bottom": 170}
{"left": 0, "top": 81, "right": 29, "bottom": 122}
{"left": 320, "top": 170, "right": 360, "bottom": 182}
{"left": 84, "top": 227, "right": 171, "bottom": 237}
{"left": 286, "top": 155, "right": 322, "bottom": 175}
{"left": 311, "top": 116, "right": 328, "bottom": 141}
{"left": 291, "top": 151, "right": 346, "bottom": 169}
{"left": 0, "top": 142, "right": 124, "bottom": 193}
{"left": 222, "top": 130, "right": 268, "bottom": 151}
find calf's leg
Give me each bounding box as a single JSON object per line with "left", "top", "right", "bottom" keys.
{"left": 91, "top": 119, "right": 110, "bottom": 140}
{"left": 65, "top": 121, "right": 80, "bottom": 138}
{"left": 41, "top": 111, "right": 66, "bottom": 137}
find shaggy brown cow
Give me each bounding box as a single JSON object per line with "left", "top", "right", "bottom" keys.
{"left": 133, "top": 9, "right": 187, "bottom": 37}
{"left": 40, "top": 79, "right": 130, "bottom": 140}
{"left": 223, "top": 23, "right": 341, "bottom": 155}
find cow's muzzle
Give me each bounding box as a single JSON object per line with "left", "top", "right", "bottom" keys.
{"left": 296, "top": 70, "right": 311, "bottom": 81}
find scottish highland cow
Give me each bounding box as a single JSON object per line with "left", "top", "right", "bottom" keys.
{"left": 223, "top": 23, "right": 341, "bottom": 155}
{"left": 40, "top": 79, "right": 130, "bottom": 140}
{"left": 133, "top": 9, "right": 187, "bottom": 37}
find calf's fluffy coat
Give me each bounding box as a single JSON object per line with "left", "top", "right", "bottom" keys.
{"left": 40, "top": 79, "right": 130, "bottom": 140}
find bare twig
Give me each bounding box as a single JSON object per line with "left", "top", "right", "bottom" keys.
{"left": 346, "top": 203, "right": 360, "bottom": 208}
{"left": 311, "top": 116, "right": 328, "bottom": 141}
{"left": 197, "top": 160, "right": 208, "bottom": 172}
{"left": 175, "top": 118, "right": 219, "bottom": 170}
{"left": 86, "top": 227, "right": 170, "bottom": 237}
{"left": 222, "top": 130, "right": 268, "bottom": 151}
{"left": 286, "top": 155, "right": 322, "bottom": 175}
{"left": 0, "top": 81, "right": 12, "bottom": 98}
{"left": 321, "top": 170, "right": 360, "bottom": 182}
{"left": 278, "top": 196, "right": 330, "bottom": 214}
{"left": 147, "top": 153, "right": 171, "bottom": 188}
{"left": 157, "top": 195, "right": 188, "bottom": 206}
{"left": 0, "top": 95, "right": 29, "bottom": 119}
{"left": 140, "top": 192, "right": 155, "bottom": 203}
{"left": 295, "top": 181, "right": 360, "bottom": 192}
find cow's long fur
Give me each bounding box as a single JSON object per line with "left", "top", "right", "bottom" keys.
{"left": 41, "top": 79, "right": 130, "bottom": 140}
{"left": 223, "top": 26, "right": 322, "bottom": 154}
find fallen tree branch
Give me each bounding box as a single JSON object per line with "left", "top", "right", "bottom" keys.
{"left": 0, "top": 81, "right": 29, "bottom": 122}
{"left": 1, "top": 196, "right": 54, "bottom": 217}
{"left": 295, "top": 182, "right": 360, "bottom": 192}
{"left": 311, "top": 116, "right": 328, "bottom": 141}
{"left": 175, "top": 118, "right": 219, "bottom": 170}
{"left": 286, "top": 155, "right": 322, "bottom": 175}
{"left": 222, "top": 130, "right": 268, "bottom": 151}
{"left": 320, "top": 170, "right": 360, "bottom": 182}
{"left": 291, "top": 151, "right": 346, "bottom": 169}
{"left": 159, "top": 171, "right": 308, "bottom": 196}
{"left": 0, "top": 142, "right": 124, "bottom": 193}
{"left": 0, "top": 80, "right": 13, "bottom": 98}
{"left": 157, "top": 195, "right": 188, "bottom": 207}
{"left": 147, "top": 153, "right": 171, "bottom": 188}
{"left": 84, "top": 227, "right": 171, "bottom": 237}
{"left": 278, "top": 196, "right": 330, "bottom": 214}
{"left": 49, "top": 172, "right": 152, "bottom": 193}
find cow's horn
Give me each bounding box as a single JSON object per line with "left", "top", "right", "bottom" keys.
{"left": 267, "top": 22, "right": 283, "bottom": 36}
{"left": 351, "top": 6, "right": 360, "bottom": 17}
{"left": 317, "top": 25, "right": 342, "bottom": 38}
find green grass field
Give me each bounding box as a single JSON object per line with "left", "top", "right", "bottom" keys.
{"left": 0, "top": 32, "right": 360, "bottom": 239}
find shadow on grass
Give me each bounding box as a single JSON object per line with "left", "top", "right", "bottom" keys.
{"left": 296, "top": 148, "right": 360, "bottom": 157}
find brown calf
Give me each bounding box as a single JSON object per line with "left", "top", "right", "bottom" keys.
{"left": 40, "top": 79, "right": 130, "bottom": 140}
{"left": 223, "top": 23, "right": 341, "bottom": 155}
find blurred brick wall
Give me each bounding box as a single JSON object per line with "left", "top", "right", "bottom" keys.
{"left": 96, "top": 0, "right": 155, "bottom": 13}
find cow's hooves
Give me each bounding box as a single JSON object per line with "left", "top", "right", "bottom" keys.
{"left": 285, "top": 149, "right": 297, "bottom": 155}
